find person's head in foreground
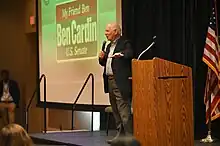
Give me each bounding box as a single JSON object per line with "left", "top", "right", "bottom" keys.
{"left": 0, "top": 124, "right": 33, "bottom": 146}
{"left": 105, "top": 22, "right": 122, "bottom": 42}
{"left": 110, "top": 137, "right": 141, "bottom": 146}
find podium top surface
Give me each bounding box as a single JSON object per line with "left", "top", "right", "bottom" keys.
{"left": 132, "top": 57, "right": 191, "bottom": 78}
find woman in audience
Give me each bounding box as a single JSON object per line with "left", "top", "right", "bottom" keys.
{"left": 111, "top": 136, "right": 141, "bottom": 146}
{"left": 0, "top": 123, "right": 33, "bottom": 146}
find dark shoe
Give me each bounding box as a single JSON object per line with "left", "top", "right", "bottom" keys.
{"left": 106, "top": 128, "right": 123, "bottom": 144}
{"left": 106, "top": 136, "right": 118, "bottom": 144}
{"left": 106, "top": 139, "right": 113, "bottom": 144}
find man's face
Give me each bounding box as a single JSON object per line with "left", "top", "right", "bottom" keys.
{"left": 1, "top": 72, "right": 9, "bottom": 81}
{"left": 105, "top": 25, "right": 117, "bottom": 41}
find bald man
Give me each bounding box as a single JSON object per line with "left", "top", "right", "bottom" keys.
{"left": 99, "top": 23, "right": 133, "bottom": 144}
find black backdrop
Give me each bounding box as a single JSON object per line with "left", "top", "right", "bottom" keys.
{"left": 121, "top": 0, "right": 220, "bottom": 139}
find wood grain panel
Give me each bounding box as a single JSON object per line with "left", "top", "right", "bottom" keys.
{"left": 132, "top": 58, "right": 193, "bottom": 146}
{"left": 153, "top": 57, "right": 191, "bottom": 77}
{"left": 132, "top": 59, "right": 158, "bottom": 146}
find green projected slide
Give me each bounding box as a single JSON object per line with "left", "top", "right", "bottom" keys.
{"left": 39, "top": 0, "right": 121, "bottom": 104}
{"left": 40, "top": 0, "right": 118, "bottom": 62}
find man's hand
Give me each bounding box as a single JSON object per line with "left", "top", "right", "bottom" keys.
{"left": 99, "top": 51, "right": 105, "bottom": 59}
{"left": 110, "top": 52, "right": 124, "bottom": 58}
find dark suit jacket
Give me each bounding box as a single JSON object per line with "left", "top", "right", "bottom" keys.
{"left": 0, "top": 80, "right": 20, "bottom": 106}
{"left": 99, "top": 36, "right": 133, "bottom": 99}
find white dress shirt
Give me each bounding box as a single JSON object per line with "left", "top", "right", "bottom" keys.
{"left": 1, "top": 82, "right": 13, "bottom": 102}
{"left": 106, "top": 40, "right": 118, "bottom": 75}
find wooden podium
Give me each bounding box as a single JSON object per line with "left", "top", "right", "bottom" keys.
{"left": 132, "top": 57, "right": 193, "bottom": 146}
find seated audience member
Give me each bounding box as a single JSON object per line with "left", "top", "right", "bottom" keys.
{"left": 0, "top": 123, "right": 33, "bottom": 146}
{"left": 111, "top": 137, "right": 141, "bottom": 146}
{"left": 0, "top": 70, "right": 20, "bottom": 124}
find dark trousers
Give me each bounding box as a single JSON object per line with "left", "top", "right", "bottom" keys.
{"left": 108, "top": 76, "right": 133, "bottom": 135}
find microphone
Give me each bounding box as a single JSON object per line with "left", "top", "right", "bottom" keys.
{"left": 101, "top": 41, "right": 107, "bottom": 51}
{"left": 137, "top": 36, "right": 156, "bottom": 60}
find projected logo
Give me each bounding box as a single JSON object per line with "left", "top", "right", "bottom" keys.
{"left": 56, "top": 0, "right": 97, "bottom": 61}
{"left": 43, "top": 0, "right": 49, "bottom": 6}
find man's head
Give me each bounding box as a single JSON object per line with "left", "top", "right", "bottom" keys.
{"left": 1, "top": 70, "right": 9, "bottom": 82}
{"left": 105, "top": 23, "right": 121, "bottom": 42}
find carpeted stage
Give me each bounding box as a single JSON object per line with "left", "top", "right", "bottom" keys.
{"left": 30, "top": 130, "right": 220, "bottom": 146}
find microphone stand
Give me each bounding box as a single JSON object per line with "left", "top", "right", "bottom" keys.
{"left": 137, "top": 41, "right": 155, "bottom": 60}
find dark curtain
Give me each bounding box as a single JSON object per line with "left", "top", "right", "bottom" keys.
{"left": 122, "top": 0, "right": 194, "bottom": 63}
{"left": 122, "top": 0, "right": 220, "bottom": 139}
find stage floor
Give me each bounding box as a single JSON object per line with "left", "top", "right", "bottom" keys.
{"left": 30, "top": 130, "right": 220, "bottom": 146}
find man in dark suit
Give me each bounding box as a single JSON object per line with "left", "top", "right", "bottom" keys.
{"left": 0, "top": 70, "right": 20, "bottom": 124}
{"left": 99, "top": 23, "right": 133, "bottom": 144}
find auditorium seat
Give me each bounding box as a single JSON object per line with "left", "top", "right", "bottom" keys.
{"left": 105, "top": 106, "right": 133, "bottom": 136}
